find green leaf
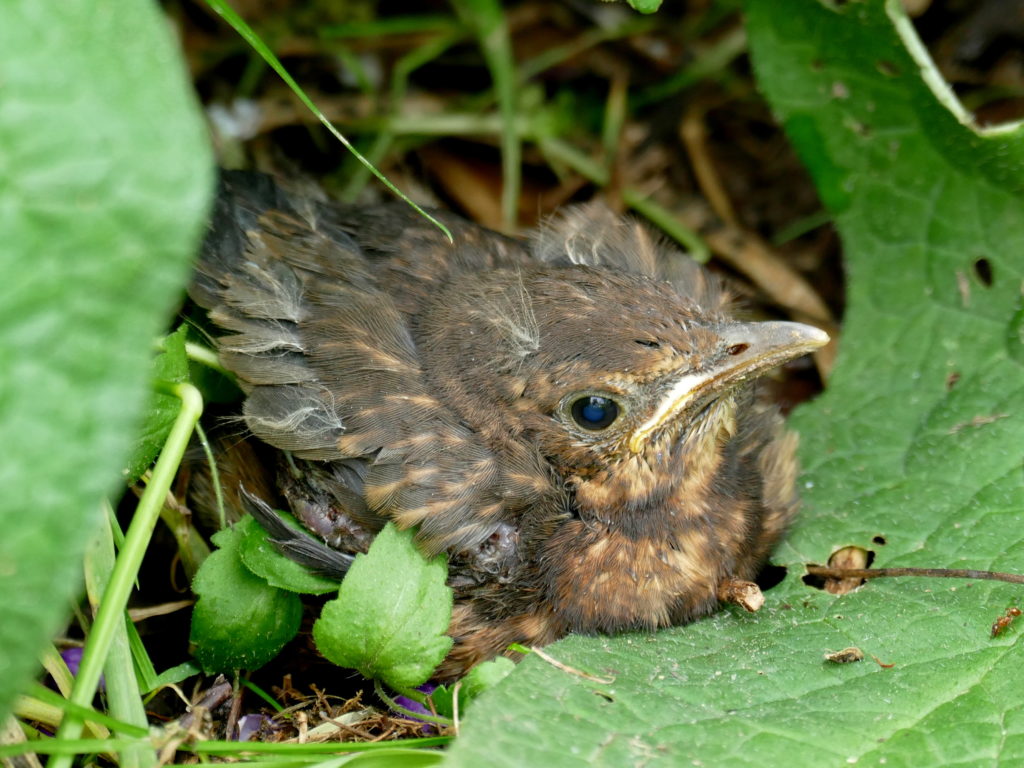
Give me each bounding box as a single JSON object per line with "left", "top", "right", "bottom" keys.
{"left": 313, "top": 524, "right": 453, "bottom": 690}
{"left": 146, "top": 661, "right": 201, "bottom": 693}
{"left": 335, "top": 751, "right": 445, "bottom": 768}
{"left": 0, "top": 0, "right": 212, "bottom": 723}
{"left": 461, "top": 655, "right": 515, "bottom": 700}
{"left": 124, "top": 326, "right": 190, "bottom": 482}
{"left": 431, "top": 656, "right": 515, "bottom": 718}
{"left": 190, "top": 525, "right": 302, "bottom": 673}
{"left": 624, "top": 0, "right": 663, "bottom": 13}
{"left": 238, "top": 514, "right": 342, "bottom": 595}
{"left": 443, "top": 2, "right": 1024, "bottom": 765}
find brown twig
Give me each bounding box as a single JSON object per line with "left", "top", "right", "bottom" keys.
{"left": 680, "top": 103, "right": 740, "bottom": 227}
{"left": 530, "top": 646, "right": 615, "bottom": 684}
{"left": 806, "top": 565, "right": 1024, "bottom": 584}
{"left": 678, "top": 106, "right": 837, "bottom": 380}
{"left": 175, "top": 678, "right": 232, "bottom": 733}
{"left": 716, "top": 577, "right": 765, "bottom": 612}
{"left": 127, "top": 600, "right": 194, "bottom": 622}
{"left": 225, "top": 680, "right": 244, "bottom": 743}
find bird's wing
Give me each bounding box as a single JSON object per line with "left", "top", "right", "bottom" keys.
{"left": 190, "top": 171, "right": 528, "bottom": 554}
{"left": 241, "top": 488, "right": 353, "bottom": 580}
{"left": 317, "top": 199, "right": 535, "bottom": 318}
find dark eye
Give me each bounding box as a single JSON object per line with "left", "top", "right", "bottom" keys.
{"left": 570, "top": 395, "right": 620, "bottom": 430}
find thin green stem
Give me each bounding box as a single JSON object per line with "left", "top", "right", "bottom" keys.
{"left": 623, "top": 191, "right": 711, "bottom": 263}
{"left": 103, "top": 498, "right": 126, "bottom": 552}
{"left": 2, "top": 739, "right": 136, "bottom": 758}
{"left": 632, "top": 26, "right": 748, "bottom": 107}
{"left": 772, "top": 209, "right": 832, "bottom": 245}
{"left": 342, "top": 29, "right": 465, "bottom": 200}
{"left": 39, "top": 646, "right": 75, "bottom": 699}
{"left": 241, "top": 679, "right": 284, "bottom": 713}
{"left": 320, "top": 14, "right": 458, "bottom": 38}
{"left": 537, "top": 136, "right": 606, "bottom": 183}
{"left": 517, "top": 19, "right": 654, "bottom": 84}
{"left": 49, "top": 382, "right": 202, "bottom": 768}
{"left": 30, "top": 685, "right": 146, "bottom": 739}
{"left": 184, "top": 341, "right": 230, "bottom": 376}
{"left": 353, "top": 111, "right": 525, "bottom": 136}
{"left": 0, "top": 735, "right": 451, "bottom": 760}
{"left": 190, "top": 736, "right": 452, "bottom": 753}
{"left": 601, "top": 78, "right": 629, "bottom": 172}
{"left": 14, "top": 695, "right": 109, "bottom": 743}
{"left": 194, "top": 421, "right": 226, "bottom": 531}
{"left": 450, "top": 0, "right": 521, "bottom": 230}
{"left": 83, "top": 508, "right": 153, "bottom": 767}
{"left": 372, "top": 680, "right": 453, "bottom": 728}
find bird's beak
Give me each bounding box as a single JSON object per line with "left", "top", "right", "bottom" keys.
{"left": 628, "top": 321, "right": 830, "bottom": 454}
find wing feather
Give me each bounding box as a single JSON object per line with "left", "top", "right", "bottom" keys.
{"left": 190, "top": 171, "right": 532, "bottom": 553}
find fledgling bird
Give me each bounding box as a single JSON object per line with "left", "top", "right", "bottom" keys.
{"left": 189, "top": 171, "right": 829, "bottom": 679}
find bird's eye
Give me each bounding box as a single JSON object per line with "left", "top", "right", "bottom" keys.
{"left": 570, "top": 395, "right": 620, "bottom": 430}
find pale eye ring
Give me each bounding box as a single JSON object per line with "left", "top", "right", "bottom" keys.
{"left": 568, "top": 394, "right": 621, "bottom": 431}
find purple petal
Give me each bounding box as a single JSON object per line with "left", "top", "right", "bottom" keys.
{"left": 391, "top": 683, "right": 438, "bottom": 734}
{"left": 59, "top": 647, "right": 105, "bottom": 691}
{"left": 61, "top": 647, "right": 84, "bottom": 677}
{"left": 235, "top": 714, "right": 268, "bottom": 741}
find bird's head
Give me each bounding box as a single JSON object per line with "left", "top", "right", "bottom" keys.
{"left": 425, "top": 266, "right": 828, "bottom": 516}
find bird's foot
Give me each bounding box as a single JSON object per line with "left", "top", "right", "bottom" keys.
{"left": 717, "top": 578, "right": 764, "bottom": 612}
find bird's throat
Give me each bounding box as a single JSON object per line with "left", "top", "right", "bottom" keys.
{"left": 546, "top": 397, "right": 749, "bottom": 630}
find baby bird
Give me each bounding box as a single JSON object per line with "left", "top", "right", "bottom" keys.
{"left": 189, "top": 171, "right": 828, "bottom": 679}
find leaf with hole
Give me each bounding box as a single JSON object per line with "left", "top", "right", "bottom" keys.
{"left": 443, "top": 3, "right": 1024, "bottom": 765}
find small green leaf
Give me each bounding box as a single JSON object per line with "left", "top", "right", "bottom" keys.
{"left": 124, "top": 326, "right": 190, "bottom": 482}
{"left": 625, "top": 0, "right": 663, "bottom": 13}
{"left": 190, "top": 525, "right": 302, "bottom": 673}
{"left": 428, "top": 688, "right": 455, "bottom": 720}
{"left": 146, "top": 661, "right": 201, "bottom": 693}
{"left": 237, "top": 514, "right": 342, "bottom": 595}
{"left": 461, "top": 655, "right": 515, "bottom": 699}
{"left": 432, "top": 656, "right": 515, "bottom": 718}
{"left": 313, "top": 524, "right": 453, "bottom": 690}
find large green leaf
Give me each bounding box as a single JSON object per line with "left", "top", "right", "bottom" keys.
{"left": 444, "top": 2, "right": 1024, "bottom": 765}
{"left": 0, "top": 1, "right": 212, "bottom": 721}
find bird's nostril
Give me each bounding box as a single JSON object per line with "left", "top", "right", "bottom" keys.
{"left": 726, "top": 343, "right": 749, "bottom": 356}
